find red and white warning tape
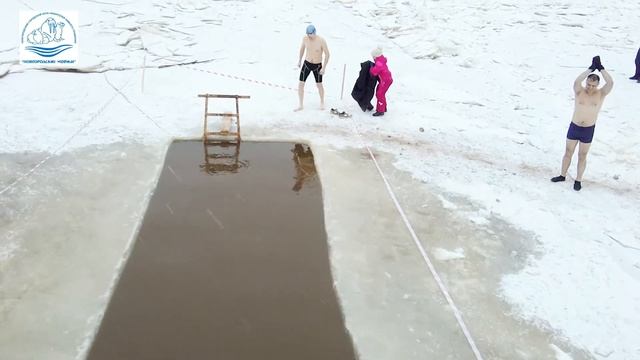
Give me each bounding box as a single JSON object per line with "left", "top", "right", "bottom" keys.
{"left": 187, "top": 67, "right": 298, "bottom": 92}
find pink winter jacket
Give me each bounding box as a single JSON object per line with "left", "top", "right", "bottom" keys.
{"left": 369, "top": 55, "right": 392, "bottom": 83}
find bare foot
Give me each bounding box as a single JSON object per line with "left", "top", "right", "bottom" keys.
{"left": 319, "top": 104, "right": 325, "bottom": 110}
{"left": 294, "top": 106, "right": 303, "bottom": 112}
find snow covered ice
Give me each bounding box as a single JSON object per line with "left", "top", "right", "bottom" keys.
{"left": 1, "top": 0, "right": 639, "bottom": 359}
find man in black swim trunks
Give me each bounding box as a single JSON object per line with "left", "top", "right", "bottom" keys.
{"left": 551, "top": 56, "right": 614, "bottom": 191}
{"left": 295, "top": 24, "right": 330, "bottom": 111}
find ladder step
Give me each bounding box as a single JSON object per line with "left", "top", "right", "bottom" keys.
{"left": 198, "top": 94, "right": 251, "bottom": 99}
{"left": 206, "top": 113, "right": 239, "bottom": 117}
{"left": 206, "top": 154, "right": 237, "bottom": 159}
{"left": 205, "top": 131, "right": 239, "bottom": 136}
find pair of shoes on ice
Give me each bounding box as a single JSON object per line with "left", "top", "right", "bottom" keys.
{"left": 331, "top": 108, "right": 351, "bottom": 118}
{"left": 550, "top": 175, "right": 582, "bottom": 191}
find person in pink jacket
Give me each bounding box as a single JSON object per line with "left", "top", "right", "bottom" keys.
{"left": 369, "top": 47, "right": 393, "bottom": 116}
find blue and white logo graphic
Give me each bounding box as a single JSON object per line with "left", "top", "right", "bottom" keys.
{"left": 20, "top": 11, "right": 78, "bottom": 66}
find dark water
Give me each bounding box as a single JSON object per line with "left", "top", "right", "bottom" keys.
{"left": 87, "top": 141, "right": 357, "bottom": 360}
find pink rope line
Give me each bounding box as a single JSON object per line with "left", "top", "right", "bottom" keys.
{"left": 188, "top": 67, "right": 298, "bottom": 92}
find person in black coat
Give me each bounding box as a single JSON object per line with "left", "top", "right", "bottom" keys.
{"left": 630, "top": 47, "right": 640, "bottom": 81}
{"left": 351, "top": 60, "right": 378, "bottom": 112}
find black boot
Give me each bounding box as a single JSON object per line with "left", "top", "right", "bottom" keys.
{"left": 550, "top": 175, "right": 566, "bottom": 182}
{"left": 372, "top": 112, "right": 384, "bottom": 117}
{"left": 573, "top": 181, "right": 582, "bottom": 191}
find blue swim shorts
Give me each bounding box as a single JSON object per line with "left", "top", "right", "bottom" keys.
{"left": 566, "top": 122, "right": 595, "bottom": 143}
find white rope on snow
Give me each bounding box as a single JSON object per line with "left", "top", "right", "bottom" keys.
{"left": 348, "top": 118, "right": 485, "bottom": 360}
{"left": 0, "top": 77, "right": 132, "bottom": 196}
{"left": 103, "top": 73, "right": 169, "bottom": 134}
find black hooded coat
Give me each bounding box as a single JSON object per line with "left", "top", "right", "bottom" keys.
{"left": 351, "top": 60, "right": 378, "bottom": 111}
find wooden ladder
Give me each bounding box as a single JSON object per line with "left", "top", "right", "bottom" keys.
{"left": 197, "top": 94, "right": 250, "bottom": 143}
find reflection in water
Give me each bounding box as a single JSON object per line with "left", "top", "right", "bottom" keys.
{"left": 292, "top": 143, "right": 317, "bottom": 192}
{"left": 88, "top": 141, "right": 357, "bottom": 360}
{"left": 200, "top": 140, "right": 248, "bottom": 175}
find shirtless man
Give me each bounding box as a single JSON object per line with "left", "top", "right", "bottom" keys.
{"left": 551, "top": 56, "right": 614, "bottom": 191}
{"left": 295, "top": 24, "right": 330, "bottom": 111}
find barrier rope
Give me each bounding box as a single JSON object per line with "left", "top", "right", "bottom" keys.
{"left": 187, "top": 66, "right": 298, "bottom": 92}
{"left": 0, "top": 77, "right": 132, "bottom": 196}
{"left": 103, "top": 73, "right": 170, "bottom": 134}
{"left": 347, "top": 118, "right": 485, "bottom": 360}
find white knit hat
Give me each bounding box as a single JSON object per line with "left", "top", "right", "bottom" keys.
{"left": 371, "top": 46, "right": 383, "bottom": 58}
